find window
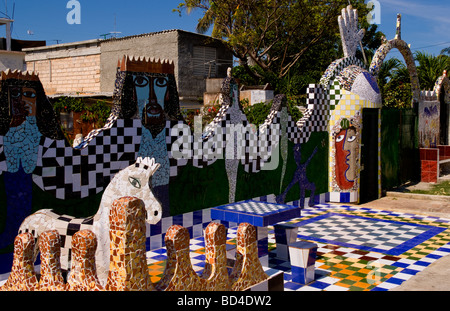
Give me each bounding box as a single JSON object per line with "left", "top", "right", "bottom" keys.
{"left": 192, "top": 46, "right": 217, "bottom": 78}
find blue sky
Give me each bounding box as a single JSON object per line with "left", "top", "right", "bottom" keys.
{"left": 1, "top": 0, "right": 450, "bottom": 57}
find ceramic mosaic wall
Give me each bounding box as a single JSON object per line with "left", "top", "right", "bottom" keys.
{"left": 0, "top": 55, "right": 330, "bottom": 277}
{"left": 419, "top": 98, "right": 440, "bottom": 148}
{"left": 1, "top": 5, "right": 426, "bottom": 282}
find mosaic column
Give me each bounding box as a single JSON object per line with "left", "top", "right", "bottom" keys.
{"left": 66, "top": 230, "right": 104, "bottom": 291}
{"left": 0, "top": 232, "right": 38, "bottom": 291}
{"left": 106, "top": 197, "right": 153, "bottom": 291}
{"left": 201, "top": 222, "right": 231, "bottom": 291}
{"left": 38, "top": 230, "right": 66, "bottom": 291}
{"left": 230, "top": 223, "right": 268, "bottom": 291}
{"left": 159, "top": 225, "right": 205, "bottom": 291}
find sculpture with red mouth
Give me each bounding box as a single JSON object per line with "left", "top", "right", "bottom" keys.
{"left": 333, "top": 116, "right": 360, "bottom": 191}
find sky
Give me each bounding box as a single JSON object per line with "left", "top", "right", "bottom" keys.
{"left": 1, "top": 0, "right": 450, "bottom": 57}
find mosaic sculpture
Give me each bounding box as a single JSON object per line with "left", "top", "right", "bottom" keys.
{"left": 66, "top": 230, "right": 104, "bottom": 291}
{"left": 0, "top": 55, "right": 327, "bottom": 278}
{"left": 106, "top": 196, "right": 152, "bottom": 291}
{"left": 156, "top": 224, "right": 205, "bottom": 291}
{"left": 331, "top": 113, "right": 362, "bottom": 192}
{"left": 201, "top": 222, "right": 232, "bottom": 291}
{"left": 0, "top": 233, "right": 39, "bottom": 291}
{"left": 307, "top": 6, "right": 422, "bottom": 203}
{"left": 2, "top": 196, "right": 269, "bottom": 291}
{"left": 37, "top": 230, "right": 66, "bottom": 291}
{"left": 369, "top": 14, "right": 420, "bottom": 104}
{"left": 18, "top": 156, "right": 162, "bottom": 285}
{"left": 0, "top": 70, "right": 64, "bottom": 250}
{"left": 338, "top": 5, "right": 365, "bottom": 58}
{"left": 230, "top": 222, "right": 269, "bottom": 291}
{"left": 112, "top": 56, "right": 183, "bottom": 217}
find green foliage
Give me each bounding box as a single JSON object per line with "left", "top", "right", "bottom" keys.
{"left": 242, "top": 99, "right": 303, "bottom": 128}
{"left": 243, "top": 102, "right": 272, "bottom": 127}
{"left": 181, "top": 101, "right": 221, "bottom": 131}
{"left": 52, "top": 97, "right": 111, "bottom": 128}
{"left": 52, "top": 96, "right": 84, "bottom": 113}
{"left": 409, "top": 181, "right": 450, "bottom": 196}
{"left": 378, "top": 51, "right": 450, "bottom": 108}
{"left": 382, "top": 81, "right": 412, "bottom": 109}
{"left": 176, "top": 0, "right": 370, "bottom": 82}
{"left": 414, "top": 51, "right": 450, "bottom": 90}
{"left": 80, "top": 100, "right": 112, "bottom": 128}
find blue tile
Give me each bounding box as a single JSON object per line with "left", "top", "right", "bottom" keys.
{"left": 370, "top": 286, "right": 389, "bottom": 291}
{"left": 391, "top": 261, "right": 411, "bottom": 268}
{"left": 340, "top": 192, "right": 350, "bottom": 202}
{"left": 210, "top": 209, "right": 223, "bottom": 221}
{"left": 149, "top": 222, "right": 162, "bottom": 236}
{"left": 414, "top": 260, "right": 432, "bottom": 267}
{"left": 225, "top": 211, "right": 239, "bottom": 223}
{"left": 308, "top": 280, "right": 329, "bottom": 289}
{"left": 193, "top": 210, "right": 203, "bottom": 225}
{"left": 172, "top": 214, "right": 183, "bottom": 226}
{"left": 294, "top": 212, "right": 447, "bottom": 256}
{"left": 385, "top": 277, "right": 405, "bottom": 285}
{"left": 284, "top": 282, "right": 303, "bottom": 291}
{"left": 238, "top": 213, "right": 254, "bottom": 225}
{"left": 400, "top": 268, "right": 420, "bottom": 275}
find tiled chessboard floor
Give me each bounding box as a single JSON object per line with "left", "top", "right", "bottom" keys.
{"left": 147, "top": 203, "right": 450, "bottom": 291}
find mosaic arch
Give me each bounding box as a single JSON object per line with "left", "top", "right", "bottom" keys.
{"left": 434, "top": 71, "right": 450, "bottom": 104}
{"left": 369, "top": 14, "right": 421, "bottom": 104}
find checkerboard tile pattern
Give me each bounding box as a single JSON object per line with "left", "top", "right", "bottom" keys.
{"left": 274, "top": 204, "right": 450, "bottom": 291}
{"left": 144, "top": 203, "right": 450, "bottom": 291}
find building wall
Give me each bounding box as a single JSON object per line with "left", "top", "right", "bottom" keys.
{"left": 0, "top": 51, "right": 26, "bottom": 72}
{"left": 24, "top": 40, "right": 101, "bottom": 95}
{"left": 23, "top": 31, "right": 232, "bottom": 101}
{"left": 100, "top": 30, "right": 233, "bottom": 104}
{"left": 100, "top": 31, "right": 179, "bottom": 96}
{"left": 176, "top": 30, "right": 232, "bottom": 103}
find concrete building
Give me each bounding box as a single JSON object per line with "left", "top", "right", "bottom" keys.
{"left": 0, "top": 18, "right": 23, "bottom": 72}
{"left": 0, "top": 18, "right": 12, "bottom": 51}
{"left": 24, "top": 29, "right": 234, "bottom": 106}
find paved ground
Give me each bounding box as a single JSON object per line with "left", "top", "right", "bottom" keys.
{"left": 358, "top": 183, "right": 450, "bottom": 291}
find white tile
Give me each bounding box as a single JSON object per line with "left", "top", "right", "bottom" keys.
{"left": 324, "top": 284, "right": 349, "bottom": 291}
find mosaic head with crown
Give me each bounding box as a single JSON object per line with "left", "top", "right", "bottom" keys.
{"left": 114, "top": 56, "right": 182, "bottom": 138}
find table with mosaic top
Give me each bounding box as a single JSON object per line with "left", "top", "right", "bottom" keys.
{"left": 211, "top": 200, "right": 301, "bottom": 265}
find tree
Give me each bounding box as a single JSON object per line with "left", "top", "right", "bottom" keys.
{"left": 414, "top": 51, "right": 450, "bottom": 90}
{"left": 175, "top": 0, "right": 371, "bottom": 83}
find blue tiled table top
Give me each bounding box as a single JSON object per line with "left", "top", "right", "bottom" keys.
{"left": 211, "top": 200, "right": 301, "bottom": 227}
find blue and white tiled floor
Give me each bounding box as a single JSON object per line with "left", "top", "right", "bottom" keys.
{"left": 147, "top": 203, "right": 450, "bottom": 291}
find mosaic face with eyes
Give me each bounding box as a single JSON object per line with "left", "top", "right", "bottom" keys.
{"left": 8, "top": 86, "right": 37, "bottom": 128}
{"left": 133, "top": 74, "right": 169, "bottom": 137}
{"left": 335, "top": 126, "right": 358, "bottom": 190}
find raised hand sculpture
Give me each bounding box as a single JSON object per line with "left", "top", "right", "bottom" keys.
{"left": 338, "top": 5, "right": 365, "bottom": 58}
